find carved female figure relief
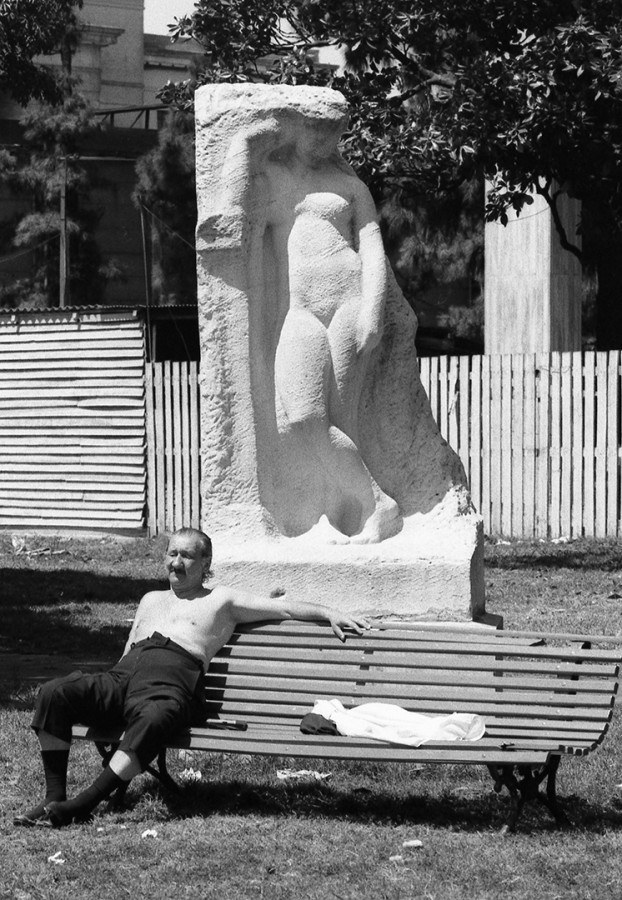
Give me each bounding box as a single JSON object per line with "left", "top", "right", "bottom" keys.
{"left": 260, "top": 119, "right": 403, "bottom": 543}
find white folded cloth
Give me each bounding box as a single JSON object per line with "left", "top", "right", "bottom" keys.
{"left": 312, "top": 698, "right": 485, "bottom": 747}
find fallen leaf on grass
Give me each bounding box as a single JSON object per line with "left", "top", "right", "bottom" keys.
{"left": 11, "top": 535, "right": 26, "bottom": 554}
{"left": 276, "top": 769, "right": 331, "bottom": 782}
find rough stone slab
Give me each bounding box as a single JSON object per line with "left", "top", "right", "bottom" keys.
{"left": 210, "top": 516, "right": 485, "bottom": 620}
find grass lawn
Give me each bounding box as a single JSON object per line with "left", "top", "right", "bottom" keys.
{"left": 2, "top": 532, "right": 622, "bottom": 899}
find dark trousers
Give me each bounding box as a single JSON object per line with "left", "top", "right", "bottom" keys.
{"left": 32, "top": 633, "right": 207, "bottom": 769}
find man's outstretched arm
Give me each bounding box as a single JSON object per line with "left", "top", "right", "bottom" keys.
{"left": 227, "top": 590, "right": 370, "bottom": 642}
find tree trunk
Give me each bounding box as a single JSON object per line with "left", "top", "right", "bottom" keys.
{"left": 595, "top": 241, "right": 622, "bottom": 350}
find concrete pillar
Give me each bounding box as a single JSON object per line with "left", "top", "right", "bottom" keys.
{"left": 485, "top": 187, "right": 582, "bottom": 353}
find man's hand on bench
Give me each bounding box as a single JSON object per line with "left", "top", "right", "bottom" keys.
{"left": 329, "top": 615, "right": 371, "bottom": 642}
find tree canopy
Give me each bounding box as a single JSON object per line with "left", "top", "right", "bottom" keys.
{"left": 133, "top": 110, "right": 198, "bottom": 306}
{"left": 0, "top": 94, "right": 115, "bottom": 309}
{"left": 166, "top": 0, "right": 622, "bottom": 346}
{"left": 0, "top": 0, "right": 83, "bottom": 106}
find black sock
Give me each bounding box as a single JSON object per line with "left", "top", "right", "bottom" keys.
{"left": 47, "top": 767, "right": 126, "bottom": 823}
{"left": 42, "top": 749, "right": 69, "bottom": 803}
{"left": 20, "top": 749, "right": 70, "bottom": 820}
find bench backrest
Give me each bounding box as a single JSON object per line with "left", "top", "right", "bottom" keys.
{"left": 205, "top": 623, "right": 621, "bottom": 753}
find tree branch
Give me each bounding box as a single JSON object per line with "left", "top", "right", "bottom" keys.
{"left": 394, "top": 74, "right": 457, "bottom": 103}
{"left": 535, "top": 180, "right": 583, "bottom": 263}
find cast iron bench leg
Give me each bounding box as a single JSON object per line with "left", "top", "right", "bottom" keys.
{"left": 539, "top": 756, "right": 571, "bottom": 827}
{"left": 488, "top": 764, "right": 524, "bottom": 832}
{"left": 487, "top": 759, "right": 569, "bottom": 832}
{"left": 152, "top": 748, "right": 182, "bottom": 793}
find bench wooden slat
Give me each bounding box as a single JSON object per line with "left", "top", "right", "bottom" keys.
{"left": 279, "top": 716, "right": 607, "bottom": 742}
{"left": 188, "top": 726, "right": 599, "bottom": 756}
{"left": 376, "top": 621, "right": 622, "bottom": 646}
{"left": 209, "top": 660, "right": 618, "bottom": 694}
{"left": 210, "top": 714, "right": 611, "bottom": 741}
{"left": 205, "top": 676, "right": 617, "bottom": 709}
{"left": 231, "top": 626, "right": 622, "bottom": 664}
{"left": 185, "top": 731, "right": 596, "bottom": 757}
{"left": 216, "top": 644, "right": 620, "bottom": 679}
{"left": 235, "top": 624, "right": 541, "bottom": 646}
{"left": 158, "top": 709, "right": 607, "bottom": 743}
{"left": 239, "top": 620, "right": 621, "bottom": 648}
{"left": 183, "top": 732, "right": 587, "bottom": 760}
{"left": 71, "top": 713, "right": 606, "bottom": 749}
{"left": 231, "top": 636, "right": 621, "bottom": 664}
{"left": 485, "top": 723, "right": 608, "bottom": 738}
{"left": 206, "top": 716, "right": 613, "bottom": 747}
{"left": 207, "top": 694, "right": 615, "bottom": 722}
{"left": 205, "top": 712, "right": 613, "bottom": 745}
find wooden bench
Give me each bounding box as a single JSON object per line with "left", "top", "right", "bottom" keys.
{"left": 72, "top": 622, "right": 622, "bottom": 831}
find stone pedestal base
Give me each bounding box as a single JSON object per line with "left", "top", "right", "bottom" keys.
{"left": 209, "top": 514, "right": 486, "bottom": 621}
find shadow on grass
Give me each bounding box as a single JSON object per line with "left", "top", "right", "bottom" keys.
{"left": 485, "top": 539, "right": 622, "bottom": 572}
{"left": 0, "top": 566, "right": 162, "bottom": 659}
{"left": 127, "top": 777, "right": 622, "bottom": 834}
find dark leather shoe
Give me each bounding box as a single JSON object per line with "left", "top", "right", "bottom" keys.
{"left": 13, "top": 807, "right": 48, "bottom": 827}
{"left": 39, "top": 801, "right": 93, "bottom": 827}
{"left": 38, "top": 801, "right": 73, "bottom": 828}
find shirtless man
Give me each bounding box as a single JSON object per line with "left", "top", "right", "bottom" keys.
{"left": 14, "top": 527, "right": 368, "bottom": 828}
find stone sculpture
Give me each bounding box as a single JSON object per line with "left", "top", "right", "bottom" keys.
{"left": 194, "top": 84, "right": 485, "bottom": 619}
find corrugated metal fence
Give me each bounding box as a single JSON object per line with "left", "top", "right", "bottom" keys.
{"left": 0, "top": 310, "right": 146, "bottom": 530}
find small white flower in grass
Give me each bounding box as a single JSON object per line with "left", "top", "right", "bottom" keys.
{"left": 141, "top": 829, "right": 158, "bottom": 838}
{"left": 47, "top": 851, "right": 66, "bottom": 865}
{"left": 180, "top": 768, "right": 202, "bottom": 783}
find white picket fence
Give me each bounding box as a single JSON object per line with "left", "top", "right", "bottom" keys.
{"left": 419, "top": 351, "right": 622, "bottom": 539}
{"left": 145, "top": 361, "right": 201, "bottom": 535}
{"left": 146, "top": 352, "right": 622, "bottom": 539}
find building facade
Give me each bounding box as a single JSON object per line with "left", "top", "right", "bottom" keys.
{"left": 0, "top": 0, "right": 204, "bottom": 317}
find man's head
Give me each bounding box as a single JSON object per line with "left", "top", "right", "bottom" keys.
{"left": 165, "top": 528, "right": 213, "bottom": 594}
